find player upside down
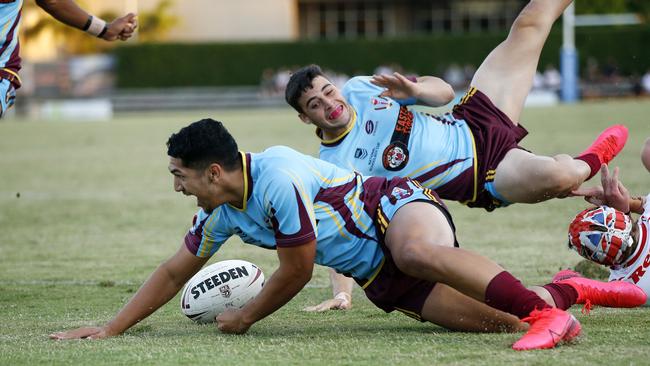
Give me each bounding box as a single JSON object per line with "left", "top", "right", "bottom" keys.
{"left": 285, "top": 0, "right": 629, "bottom": 312}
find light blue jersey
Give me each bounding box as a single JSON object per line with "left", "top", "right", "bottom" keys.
{"left": 319, "top": 76, "right": 476, "bottom": 203}
{"left": 0, "top": 0, "right": 22, "bottom": 116}
{"left": 0, "top": 0, "right": 22, "bottom": 77}
{"left": 184, "top": 146, "right": 439, "bottom": 281}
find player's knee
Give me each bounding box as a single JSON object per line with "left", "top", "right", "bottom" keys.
{"left": 392, "top": 241, "right": 448, "bottom": 277}
{"left": 539, "top": 167, "right": 580, "bottom": 196}
{"left": 510, "top": 1, "right": 554, "bottom": 33}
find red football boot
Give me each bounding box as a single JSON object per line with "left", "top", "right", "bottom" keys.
{"left": 552, "top": 269, "right": 582, "bottom": 283}
{"left": 578, "top": 124, "right": 628, "bottom": 165}
{"left": 557, "top": 276, "right": 647, "bottom": 309}
{"left": 512, "top": 308, "right": 582, "bottom": 351}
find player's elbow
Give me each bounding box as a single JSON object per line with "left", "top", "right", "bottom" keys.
{"left": 440, "top": 83, "right": 455, "bottom": 104}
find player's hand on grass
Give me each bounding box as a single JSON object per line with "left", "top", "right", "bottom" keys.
{"left": 370, "top": 72, "right": 418, "bottom": 101}
{"left": 103, "top": 13, "right": 138, "bottom": 42}
{"left": 49, "top": 326, "right": 113, "bottom": 340}
{"left": 303, "top": 292, "right": 351, "bottom": 312}
{"left": 216, "top": 309, "right": 251, "bottom": 334}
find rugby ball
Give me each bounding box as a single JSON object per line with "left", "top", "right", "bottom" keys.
{"left": 180, "top": 259, "right": 264, "bottom": 323}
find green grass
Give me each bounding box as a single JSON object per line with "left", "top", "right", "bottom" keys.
{"left": 1, "top": 99, "right": 650, "bottom": 365}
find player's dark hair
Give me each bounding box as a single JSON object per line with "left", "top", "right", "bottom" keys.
{"left": 167, "top": 118, "right": 240, "bottom": 170}
{"left": 285, "top": 64, "right": 327, "bottom": 113}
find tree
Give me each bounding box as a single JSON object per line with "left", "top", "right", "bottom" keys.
{"left": 22, "top": 0, "right": 179, "bottom": 55}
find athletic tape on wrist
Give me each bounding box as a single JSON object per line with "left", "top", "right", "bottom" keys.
{"left": 86, "top": 16, "right": 107, "bottom": 37}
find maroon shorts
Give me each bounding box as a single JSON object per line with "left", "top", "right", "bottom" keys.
{"left": 355, "top": 198, "right": 459, "bottom": 321}
{"left": 452, "top": 87, "right": 529, "bottom": 211}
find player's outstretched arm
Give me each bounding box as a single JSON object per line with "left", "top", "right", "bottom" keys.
{"left": 303, "top": 268, "right": 353, "bottom": 312}
{"left": 35, "top": 0, "right": 137, "bottom": 41}
{"left": 49, "top": 245, "right": 208, "bottom": 340}
{"left": 370, "top": 72, "right": 454, "bottom": 107}
{"left": 217, "top": 241, "right": 316, "bottom": 334}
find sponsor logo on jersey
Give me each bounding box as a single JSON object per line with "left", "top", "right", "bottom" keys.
{"left": 382, "top": 142, "right": 409, "bottom": 171}
{"left": 371, "top": 96, "right": 393, "bottom": 110}
{"left": 190, "top": 266, "right": 249, "bottom": 299}
{"left": 365, "top": 120, "right": 375, "bottom": 134}
{"left": 354, "top": 148, "right": 368, "bottom": 159}
{"left": 367, "top": 143, "right": 380, "bottom": 170}
{"left": 381, "top": 107, "right": 413, "bottom": 171}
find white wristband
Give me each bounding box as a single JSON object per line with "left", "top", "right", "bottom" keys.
{"left": 86, "top": 16, "right": 107, "bottom": 37}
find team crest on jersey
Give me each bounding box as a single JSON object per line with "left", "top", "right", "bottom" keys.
{"left": 371, "top": 97, "right": 393, "bottom": 110}
{"left": 390, "top": 187, "right": 413, "bottom": 201}
{"left": 382, "top": 142, "right": 409, "bottom": 171}
{"left": 365, "top": 120, "right": 376, "bottom": 134}
{"left": 219, "top": 284, "right": 232, "bottom": 298}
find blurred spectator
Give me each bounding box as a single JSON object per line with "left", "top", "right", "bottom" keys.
{"left": 542, "top": 64, "right": 561, "bottom": 92}
{"left": 532, "top": 71, "right": 544, "bottom": 90}
{"left": 443, "top": 63, "right": 465, "bottom": 88}
{"left": 324, "top": 69, "right": 349, "bottom": 89}
{"left": 374, "top": 63, "right": 404, "bottom": 76}
{"left": 273, "top": 68, "right": 292, "bottom": 95}
{"left": 374, "top": 64, "right": 394, "bottom": 75}
{"left": 585, "top": 57, "right": 602, "bottom": 82}
{"left": 602, "top": 57, "right": 621, "bottom": 81}
{"left": 259, "top": 68, "right": 276, "bottom": 97}
{"left": 463, "top": 63, "right": 476, "bottom": 86}
{"left": 642, "top": 69, "right": 650, "bottom": 95}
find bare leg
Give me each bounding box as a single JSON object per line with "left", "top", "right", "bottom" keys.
{"left": 385, "top": 202, "right": 506, "bottom": 301}
{"left": 530, "top": 286, "right": 556, "bottom": 307}
{"left": 421, "top": 283, "right": 525, "bottom": 333}
{"left": 493, "top": 149, "right": 591, "bottom": 203}
{"left": 471, "top": 0, "right": 573, "bottom": 123}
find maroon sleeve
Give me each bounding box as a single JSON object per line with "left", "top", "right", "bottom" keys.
{"left": 184, "top": 214, "right": 206, "bottom": 255}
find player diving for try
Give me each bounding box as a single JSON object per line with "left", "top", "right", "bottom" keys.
{"left": 284, "top": 0, "right": 629, "bottom": 311}
{"left": 50, "top": 119, "right": 646, "bottom": 351}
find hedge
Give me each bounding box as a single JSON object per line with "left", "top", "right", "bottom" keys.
{"left": 113, "top": 25, "right": 650, "bottom": 88}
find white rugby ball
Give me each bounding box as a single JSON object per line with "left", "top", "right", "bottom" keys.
{"left": 180, "top": 259, "right": 264, "bottom": 323}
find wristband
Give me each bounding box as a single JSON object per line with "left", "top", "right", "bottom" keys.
{"left": 82, "top": 16, "right": 92, "bottom": 31}
{"left": 86, "top": 16, "right": 107, "bottom": 37}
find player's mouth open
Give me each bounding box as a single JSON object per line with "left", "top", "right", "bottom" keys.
{"left": 328, "top": 105, "right": 343, "bottom": 120}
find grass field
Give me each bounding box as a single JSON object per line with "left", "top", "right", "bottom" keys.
{"left": 1, "top": 99, "right": 650, "bottom": 365}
